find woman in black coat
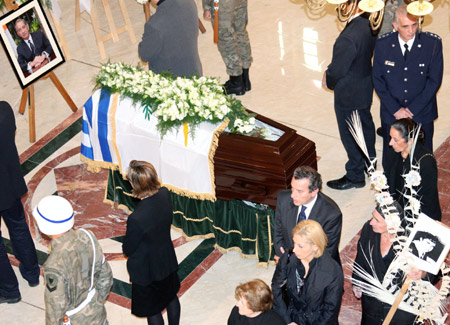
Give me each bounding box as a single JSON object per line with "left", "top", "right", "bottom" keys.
{"left": 352, "top": 203, "right": 426, "bottom": 324}
{"left": 272, "top": 219, "right": 343, "bottom": 325}
{"left": 123, "top": 160, "right": 180, "bottom": 325}
{"left": 385, "top": 118, "right": 441, "bottom": 221}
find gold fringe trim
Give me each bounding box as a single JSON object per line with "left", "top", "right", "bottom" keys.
{"left": 266, "top": 214, "right": 273, "bottom": 261}
{"left": 80, "top": 154, "right": 119, "bottom": 173}
{"left": 175, "top": 211, "right": 256, "bottom": 240}
{"left": 171, "top": 225, "right": 216, "bottom": 241}
{"left": 110, "top": 93, "right": 123, "bottom": 170}
{"left": 207, "top": 119, "right": 229, "bottom": 197}
{"left": 255, "top": 213, "right": 259, "bottom": 261}
{"left": 214, "top": 244, "right": 257, "bottom": 259}
{"left": 112, "top": 186, "right": 134, "bottom": 197}
{"left": 173, "top": 211, "right": 214, "bottom": 223}
{"left": 212, "top": 225, "right": 256, "bottom": 241}
{"left": 163, "top": 183, "right": 216, "bottom": 201}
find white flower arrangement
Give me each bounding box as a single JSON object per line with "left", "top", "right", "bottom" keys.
{"left": 95, "top": 62, "right": 262, "bottom": 138}
{"left": 370, "top": 170, "right": 389, "bottom": 191}
{"left": 375, "top": 191, "right": 394, "bottom": 206}
{"left": 403, "top": 170, "right": 422, "bottom": 188}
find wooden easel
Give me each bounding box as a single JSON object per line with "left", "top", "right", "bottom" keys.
{"left": 5, "top": 0, "right": 77, "bottom": 142}
{"left": 75, "top": 0, "right": 136, "bottom": 60}
{"left": 18, "top": 72, "right": 77, "bottom": 142}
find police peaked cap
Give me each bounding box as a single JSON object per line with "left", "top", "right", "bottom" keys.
{"left": 33, "top": 195, "right": 74, "bottom": 235}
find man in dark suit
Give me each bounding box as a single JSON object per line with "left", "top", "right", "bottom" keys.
{"left": 0, "top": 101, "right": 40, "bottom": 304}
{"left": 15, "top": 18, "right": 53, "bottom": 74}
{"left": 323, "top": 4, "right": 377, "bottom": 190}
{"left": 372, "top": 6, "right": 443, "bottom": 168}
{"left": 273, "top": 166, "right": 342, "bottom": 264}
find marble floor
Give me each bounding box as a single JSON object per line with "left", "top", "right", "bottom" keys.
{"left": 1, "top": 0, "right": 449, "bottom": 324}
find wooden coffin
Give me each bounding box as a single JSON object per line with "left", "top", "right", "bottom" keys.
{"left": 214, "top": 111, "right": 317, "bottom": 209}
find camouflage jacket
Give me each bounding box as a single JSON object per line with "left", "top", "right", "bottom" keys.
{"left": 43, "top": 229, "right": 113, "bottom": 325}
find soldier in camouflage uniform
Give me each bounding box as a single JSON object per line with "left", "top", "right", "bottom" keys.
{"left": 203, "top": 0, "right": 252, "bottom": 96}
{"left": 33, "top": 196, "right": 113, "bottom": 325}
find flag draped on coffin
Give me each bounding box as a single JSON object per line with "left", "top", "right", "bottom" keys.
{"left": 81, "top": 89, "right": 227, "bottom": 201}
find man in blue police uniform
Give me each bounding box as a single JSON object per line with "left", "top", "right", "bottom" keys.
{"left": 373, "top": 6, "right": 443, "bottom": 168}
{"left": 323, "top": 3, "right": 377, "bottom": 190}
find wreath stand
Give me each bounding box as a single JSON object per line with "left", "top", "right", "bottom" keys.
{"left": 75, "top": 0, "right": 137, "bottom": 60}
{"left": 5, "top": 0, "right": 78, "bottom": 143}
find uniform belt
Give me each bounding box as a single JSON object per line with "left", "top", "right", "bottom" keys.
{"left": 66, "top": 228, "right": 98, "bottom": 318}
{"left": 66, "top": 288, "right": 96, "bottom": 317}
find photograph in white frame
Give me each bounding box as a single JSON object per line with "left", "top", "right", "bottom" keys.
{"left": 404, "top": 213, "right": 450, "bottom": 275}
{"left": 0, "top": 0, "right": 65, "bottom": 88}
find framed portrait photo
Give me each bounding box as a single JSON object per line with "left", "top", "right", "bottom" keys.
{"left": 404, "top": 213, "right": 450, "bottom": 275}
{"left": 0, "top": 0, "right": 65, "bottom": 88}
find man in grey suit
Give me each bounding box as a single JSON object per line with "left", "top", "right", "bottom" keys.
{"left": 274, "top": 166, "right": 342, "bottom": 264}
{"left": 138, "top": 0, "right": 202, "bottom": 77}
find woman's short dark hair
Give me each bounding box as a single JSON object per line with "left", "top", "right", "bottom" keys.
{"left": 235, "top": 279, "right": 273, "bottom": 313}
{"left": 390, "top": 118, "right": 424, "bottom": 143}
{"left": 127, "top": 160, "right": 161, "bottom": 199}
{"left": 293, "top": 166, "right": 322, "bottom": 192}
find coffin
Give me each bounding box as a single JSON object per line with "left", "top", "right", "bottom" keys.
{"left": 215, "top": 110, "right": 317, "bottom": 209}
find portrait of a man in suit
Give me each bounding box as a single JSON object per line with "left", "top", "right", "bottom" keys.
{"left": 273, "top": 166, "right": 343, "bottom": 265}
{"left": 14, "top": 18, "right": 53, "bottom": 74}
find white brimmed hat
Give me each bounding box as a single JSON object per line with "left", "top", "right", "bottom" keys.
{"left": 33, "top": 196, "right": 74, "bottom": 236}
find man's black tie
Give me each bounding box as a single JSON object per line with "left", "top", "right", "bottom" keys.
{"left": 404, "top": 43, "right": 409, "bottom": 61}
{"left": 296, "top": 206, "right": 307, "bottom": 224}
{"left": 28, "top": 40, "right": 35, "bottom": 55}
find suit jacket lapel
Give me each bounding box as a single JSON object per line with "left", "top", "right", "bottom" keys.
{"left": 288, "top": 200, "right": 298, "bottom": 232}
{"left": 308, "top": 192, "right": 322, "bottom": 222}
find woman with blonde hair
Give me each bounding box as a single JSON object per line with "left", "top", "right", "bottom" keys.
{"left": 272, "top": 220, "right": 343, "bottom": 324}
{"left": 123, "top": 160, "right": 180, "bottom": 325}
{"left": 228, "top": 279, "right": 284, "bottom": 324}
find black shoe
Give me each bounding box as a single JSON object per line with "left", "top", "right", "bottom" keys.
{"left": 224, "top": 75, "right": 245, "bottom": 96}
{"left": 242, "top": 68, "right": 251, "bottom": 91}
{"left": 327, "top": 176, "right": 365, "bottom": 190}
{"left": 376, "top": 127, "right": 383, "bottom": 137}
{"left": 0, "top": 295, "right": 21, "bottom": 304}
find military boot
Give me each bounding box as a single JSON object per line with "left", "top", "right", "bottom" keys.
{"left": 224, "top": 75, "right": 245, "bottom": 96}
{"left": 242, "top": 68, "right": 251, "bottom": 91}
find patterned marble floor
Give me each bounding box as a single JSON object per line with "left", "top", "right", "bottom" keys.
{"left": 1, "top": 0, "right": 449, "bottom": 324}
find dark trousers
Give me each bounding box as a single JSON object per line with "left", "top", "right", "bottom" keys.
{"left": 335, "top": 107, "right": 376, "bottom": 182}
{"left": 381, "top": 120, "right": 434, "bottom": 169}
{"left": 0, "top": 198, "right": 39, "bottom": 298}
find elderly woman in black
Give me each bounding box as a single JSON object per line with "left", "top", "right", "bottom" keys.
{"left": 228, "top": 279, "right": 284, "bottom": 325}
{"left": 352, "top": 203, "right": 426, "bottom": 324}
{"left": 123, "top": 160, "right": 180, "bottom": 325}
{"left": 272, "top": 220, "right": 343, "bottom": 324}
{"left": 385, "top": 118, "right": 441, "bottom": 220}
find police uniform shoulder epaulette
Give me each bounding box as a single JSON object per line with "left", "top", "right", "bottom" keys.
{"left": 378, "top": 31, "right": 395, "bottom": 40}
{"left": 422, "top": 31, "right": 441, "bottom": 40}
